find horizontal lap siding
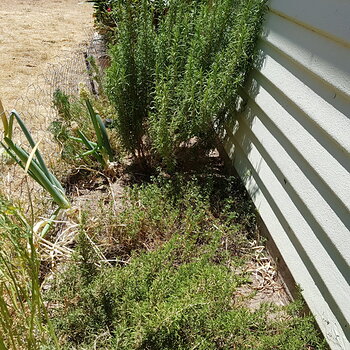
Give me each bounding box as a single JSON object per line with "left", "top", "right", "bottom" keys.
{"left": 222, "top": 1, "right": 350, "bottom": 349}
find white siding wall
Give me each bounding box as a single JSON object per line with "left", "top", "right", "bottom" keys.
{"left": 221, "top": 0, "right": 350, "bottom": 348}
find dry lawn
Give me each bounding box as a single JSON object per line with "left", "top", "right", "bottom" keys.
{"left": 0, "top": 0, "right": 93, "bottom": 207}
{"left": 0, "top": 0, "right": 93, "bottom": 111}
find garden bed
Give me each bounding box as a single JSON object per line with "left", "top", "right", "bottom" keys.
{"left": 0, "top": 1, "right": 328, "bottom": 348}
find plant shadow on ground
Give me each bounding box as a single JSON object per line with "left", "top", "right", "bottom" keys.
{"left": 43, "top": 148, "right": 328, "bottom": 350}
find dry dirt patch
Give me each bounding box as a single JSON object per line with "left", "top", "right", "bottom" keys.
{"left": 0, "top": 0, "right": 93, "bottom": 111}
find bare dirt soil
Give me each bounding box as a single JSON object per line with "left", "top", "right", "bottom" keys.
{"left": 0, "top": 0, "right": 93, "bottom": 111}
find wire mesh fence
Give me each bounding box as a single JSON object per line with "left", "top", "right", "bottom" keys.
{"left": 0, "top": 29, "right": 108, "bottom": 212}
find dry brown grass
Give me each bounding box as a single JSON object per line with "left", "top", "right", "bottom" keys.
{"left": 0, "top": 0, "right": 94, "bottom": 209}
{"left": 0, "top": 0, "right": 93, "bottom": 111}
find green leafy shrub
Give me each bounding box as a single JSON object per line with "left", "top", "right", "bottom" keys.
{"left": 106, "top": 0, "right": 157, "bottom": 156}
{"left": 87, "top": 0, "right": 118, "bottom": 40}
{"left": 105, "top": 0, "right": 266, "bottom": 169}
{"left": 151, "top": 0, "right": 265, "bottom": 168}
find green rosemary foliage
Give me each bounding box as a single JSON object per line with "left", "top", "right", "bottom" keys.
{"left": 105, "top": 0, "right": 266, "bottom": 169}
{"left": 150, "top": 0, "right": 266, "bottom": 168}
{"left": 106, "top": 0, "right": 157, "bottom": 156}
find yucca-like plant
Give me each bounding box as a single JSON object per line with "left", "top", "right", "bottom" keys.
{"left": 51, "top": 89, "right": 116, "bottom": 169}
{"left": 70, "top": 99, "right": 114, "bottom": 167}
{"left": 0, "top": 100, "right": 70, "bottom": 210}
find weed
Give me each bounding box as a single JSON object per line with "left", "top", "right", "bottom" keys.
{"left": 51, "top": 89, "right": 91, "bottom": 164}
{"left": 75, "top": 174, "right": 254, "bottom": 262}
{"left": 53, "top": 88, "right": 72, "bottom": 121}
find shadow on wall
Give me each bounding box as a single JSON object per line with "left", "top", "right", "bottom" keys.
{"left": 217, "top": 35, "right": 267, "bottom": 202}
{"left": 217, "top": 19, "right": 350, "bottom": 346}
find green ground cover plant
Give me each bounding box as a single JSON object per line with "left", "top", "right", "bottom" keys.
{"left": 44, "top": 175, "right": 327, "bottom": 349}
